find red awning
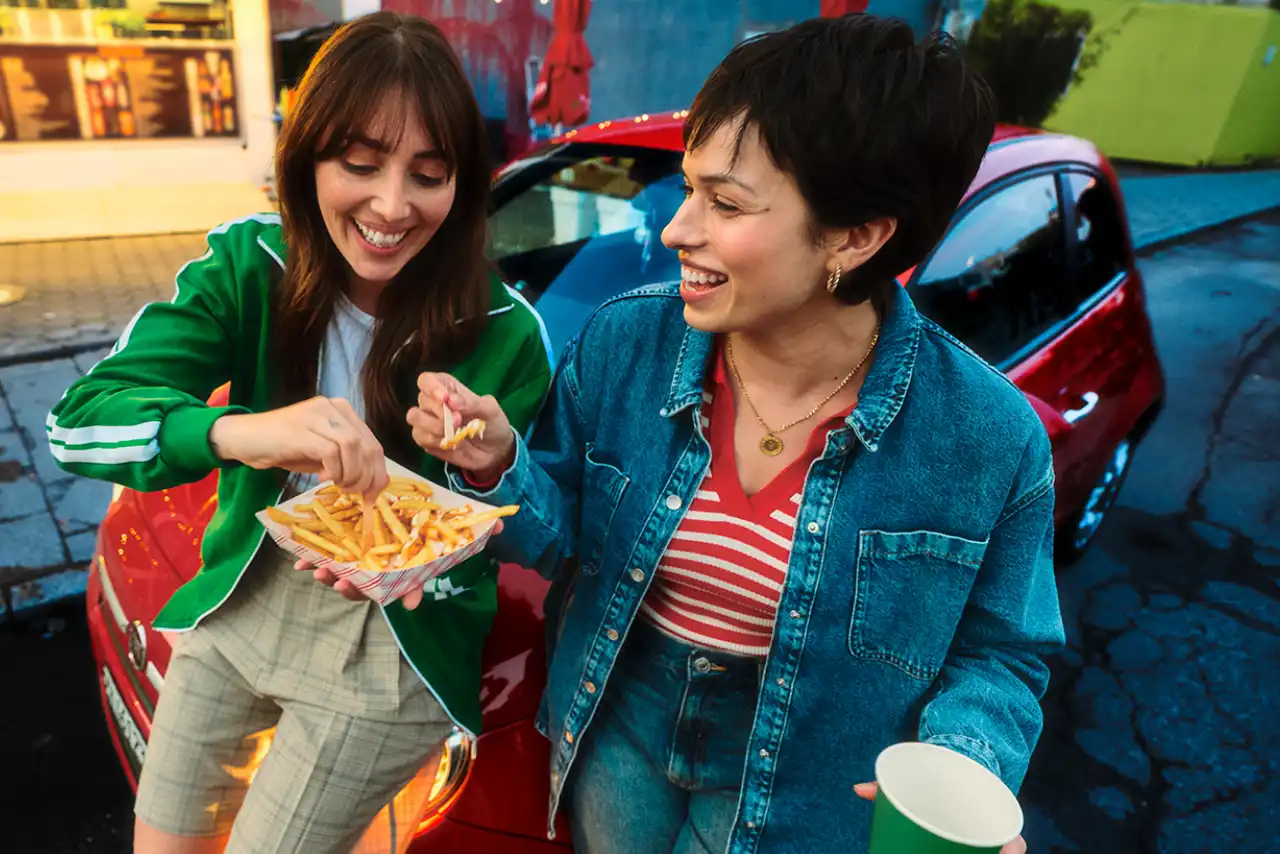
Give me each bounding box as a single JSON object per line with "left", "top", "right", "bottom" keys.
{"left": 820, "top": 0, "right": 870, "bottom": 15}
{"left": 530, "top": 0, "right": 593, "bottom": 127}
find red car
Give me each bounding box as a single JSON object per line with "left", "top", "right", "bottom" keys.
{"left": 85, "top": 116, "right": 1164, "bottom": 851}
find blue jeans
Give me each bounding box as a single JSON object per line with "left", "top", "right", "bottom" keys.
{"left": 567, "top": 621, "right": 760, "bottom": 854}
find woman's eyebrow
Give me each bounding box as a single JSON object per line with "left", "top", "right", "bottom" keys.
{"left": 685, "top": 170, "right": 756, "bottom": 194}
{"left": 351, "top": 135, "right": 443, "bottom": 161}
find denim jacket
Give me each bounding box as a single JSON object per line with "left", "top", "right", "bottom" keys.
{"left": 450, "top": 282, "right": 1065, "bottom": 853}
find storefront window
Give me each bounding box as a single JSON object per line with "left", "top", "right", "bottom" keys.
{"left": 0, "top": 0, "right": 239, "bottom": 143}
{"left": 1, "top": 0, "right": 234, "bottom": 41}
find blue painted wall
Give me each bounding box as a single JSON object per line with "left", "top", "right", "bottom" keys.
{"left": 582, "top": 0, "right": 818, "bottom": 120}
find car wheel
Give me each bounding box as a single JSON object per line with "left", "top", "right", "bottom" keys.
{"left": 1059, "top": 436, "right": 1133, "bottom": 563}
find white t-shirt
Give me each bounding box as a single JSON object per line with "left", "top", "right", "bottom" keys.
{"left": 290, "top": 294, "right": 376, "bottom": 495}
{"left": 319, "top": 294, "right": 376, "bottom": 418}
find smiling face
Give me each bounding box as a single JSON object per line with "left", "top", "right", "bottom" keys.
{"left": 313, "top": 95, "right": 457, "bottom": 292}
{"left": 661, "top": 121, "right": 835, "bottom": 334}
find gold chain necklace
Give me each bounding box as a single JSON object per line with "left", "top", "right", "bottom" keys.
{"left": 726, "top": 325, "right": 880, "bottom": 457}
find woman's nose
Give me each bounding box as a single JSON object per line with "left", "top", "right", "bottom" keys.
{"left": 661, "top": 198, "right": 701, "bottom": 252}
{"left": 369, "top": 175, "right": 410, "bottom": 223}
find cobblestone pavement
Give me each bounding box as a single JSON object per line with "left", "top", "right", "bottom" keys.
{"left": 0, "top": 348, "right": 113, "bottom": 597}
{"left": 1019, "top": 214, "right": 1280, "bottom": 852}
{"left": 0, "top": 234, "right": 207, "bottom": 362}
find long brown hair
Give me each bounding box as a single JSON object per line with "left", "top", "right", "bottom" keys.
{"left": 273, "top": 11, "right": 492, "bottom": 461}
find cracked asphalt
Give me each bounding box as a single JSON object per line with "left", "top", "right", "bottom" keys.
{"left": 1019, "top": 213, "right": 1280, "bottom": 853}
{"left": 0, "top": 213, "right": 1277, "bottom": 852}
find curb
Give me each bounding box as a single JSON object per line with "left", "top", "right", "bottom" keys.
{"left": 0, "top": 228, "right": 208, "bottom": 248}
{"left": 1, "top": 565, "right": 89, "bottom": 625}
{"left": 1133, "top": 204, "right": 1280, "bottom": 257}
{"left": 0, "top": 338, "right": 118, "bottom": 370}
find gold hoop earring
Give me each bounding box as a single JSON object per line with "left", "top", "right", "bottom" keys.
{"left": 826, "top": 263, "right": 842, "bottom": 294}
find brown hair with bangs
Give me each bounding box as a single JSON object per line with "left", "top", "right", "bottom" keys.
{"left": 273, "top": 11, "right": 492, "bottom": 461}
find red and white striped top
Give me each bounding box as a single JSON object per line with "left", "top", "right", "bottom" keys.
{"left": 639, "top": 345, "right": 851, "bottom": 657}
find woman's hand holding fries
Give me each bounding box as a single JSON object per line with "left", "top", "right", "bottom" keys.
{"left": 407, "top": 373, "right": 516, "bottom": 481}
{"left": 209, "top": 396, "right": 389, "bottom": 501}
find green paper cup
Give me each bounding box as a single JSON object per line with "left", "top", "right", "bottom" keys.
{"left": 868, "top": 742, "right": 1023, "bottom": 854}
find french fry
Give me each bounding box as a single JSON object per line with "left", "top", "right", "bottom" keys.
{"left": 291, "top": 526, "right": 350, "bottom": 559}
{"left": 390, "top": 476, "right": 431, "bottom": 495}
{"left": 441, "top": 403, "right": 456, "bottom": 445}
{"left": 430, "top": 520, "right": 462, "bottom": 547}
{"left": 394, "top": 499, "right": 439, "bottom": 512}
{"left": 367, "top": 544, "right": 401, "bottom": 557}
{"left": 361, "top": 500, "right": 375, "bottom": 551}
{"left": 267, "top": 506, "right": 308, "bottom": 526}
{"left": 310, "top": 501, "right": 349, "bottom": 541}
{"left": 439, "top": 417, "right": 486, "bottom": 451}
{"left": 332, "top": 506, "right": 362, "bottom": 522}
{"left": 342, "top": 538, "right": 365, "bottom": 559}
{"left": 450, "top": 505, "right": 520, "bottom": 528}
{"left": 376, "top": 495, "right": 411, "bottom": 543}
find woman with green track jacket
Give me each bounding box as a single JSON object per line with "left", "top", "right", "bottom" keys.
{"left": 46, "top": 13, "right": 551, "bottom": 854}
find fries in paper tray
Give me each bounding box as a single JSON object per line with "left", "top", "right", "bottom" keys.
{"left": 255, "top": 460, "right": 517, "bottom": 605}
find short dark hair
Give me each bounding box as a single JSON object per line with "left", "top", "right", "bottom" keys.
{"left": 685, "top": 15, "right": 996, "bottom": 306}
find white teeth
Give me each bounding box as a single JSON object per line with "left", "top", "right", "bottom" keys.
{"left": 681, "top": 265, "right": 727, "bottom": 286}
{"left": 355, "top": 221, "right": 408, "bottom": 248}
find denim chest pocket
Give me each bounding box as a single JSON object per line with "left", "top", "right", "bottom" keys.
{"left": 848, "top": 529, "right": 990, "bottom": 681}
{"left": 578, "top": 444, "right": 629, "bottom": 576}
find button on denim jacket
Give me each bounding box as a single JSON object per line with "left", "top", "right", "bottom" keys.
{"left": 450, "top": 282, "right": 1065, "bottom": 853}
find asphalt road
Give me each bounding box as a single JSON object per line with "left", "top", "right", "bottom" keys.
{"left": 1, "top": 213, "right": 1277, "bottom": 853}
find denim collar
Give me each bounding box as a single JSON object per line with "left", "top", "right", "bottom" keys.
{"left": 660, "top": 284, "right": 920, "bottom": 453}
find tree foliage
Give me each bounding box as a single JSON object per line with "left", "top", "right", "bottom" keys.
{"left": 964, "top": 0, "right": 1102, "bottom": 128}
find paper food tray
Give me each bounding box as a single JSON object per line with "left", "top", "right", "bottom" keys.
{"left": 254, "top": 459, "right": 499, "bottom": 606}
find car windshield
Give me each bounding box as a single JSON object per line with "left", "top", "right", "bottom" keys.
{"left": 489, "top": 143, "right": 686, "bottom": 359}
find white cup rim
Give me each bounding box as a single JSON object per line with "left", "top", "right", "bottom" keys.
{"left": 875, "top": 742, "right": 1024, "bottom": 847}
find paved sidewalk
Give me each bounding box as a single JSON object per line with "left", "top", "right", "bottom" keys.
{"left": 0, "top": 234, "right": 207, "bottom": 362}
{"left": 1121, "top": 169, "right": 1280, "bottom": 249}
{"left": 1, "top": 349, "right": 114, "bottom": 610}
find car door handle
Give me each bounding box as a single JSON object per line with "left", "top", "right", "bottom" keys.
{"left": 1063, "top": 391, "right": 1099, "bottom": 424}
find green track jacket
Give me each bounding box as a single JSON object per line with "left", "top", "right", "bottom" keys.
{"left": 47, "top": 213, "right": 553, "bottom": 735}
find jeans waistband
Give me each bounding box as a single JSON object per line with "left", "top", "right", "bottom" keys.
{"left": 624, "top": 620, "right": 764, "bottom": 689}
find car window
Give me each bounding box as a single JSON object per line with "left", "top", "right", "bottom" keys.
{"left": 1066, "top": 171, "right": 1128, "bottom": 300}
{"left": 489, "top": 145, "right": 685, "bottom": 359}
{"left": 910, "top": 174, "right": 1070, "bottom": 366}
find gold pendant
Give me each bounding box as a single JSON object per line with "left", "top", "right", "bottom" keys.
{"left": 759, "top": 434, "right": 784, "bottom": 456}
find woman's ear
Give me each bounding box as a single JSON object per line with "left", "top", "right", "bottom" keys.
{"left": 828, "top": 217, "right": 897, "bottom": 272}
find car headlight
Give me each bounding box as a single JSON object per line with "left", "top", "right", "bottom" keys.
{"left": 416, "top": 728, "right": 474, "bottom": 832}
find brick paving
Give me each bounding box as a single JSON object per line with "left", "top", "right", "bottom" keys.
{"left": 0, "top": 234, "right": 208, "bottom": 362}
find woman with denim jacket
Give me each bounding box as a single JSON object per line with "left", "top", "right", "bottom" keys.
{"left": 397, "top": 15, "right": 1061, "bottom": 854}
